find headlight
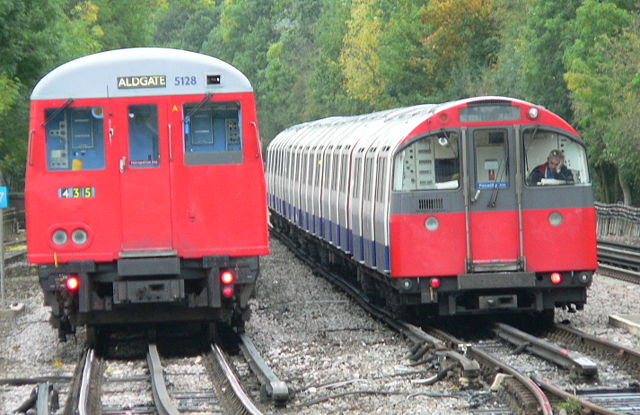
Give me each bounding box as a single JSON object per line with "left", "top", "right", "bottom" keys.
{"left": 52, "top": 230, "right": 68, "bottom": 245}
{"left": 72, "top": 229, "right": 88, "bottom": 245}
{"left": 425, "top": 216, "right": 439, "bottom": 231}
{"left": 548, "top": 211, "right": 563, "bottom": 226}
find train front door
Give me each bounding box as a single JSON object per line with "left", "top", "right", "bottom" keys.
{"left": 116, "top": 100, "right": 174, "bottom": 253}
{"left": 464, "top": 126, "right": 522, "bottom": 272}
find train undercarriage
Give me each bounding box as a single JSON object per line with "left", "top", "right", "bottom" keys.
{"left": 270, "top": 211, "right": 592, "bottom": 325}
{"left": 37, "top": 255, "right": 259, "bottom": 341}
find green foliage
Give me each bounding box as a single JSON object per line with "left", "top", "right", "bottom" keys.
{"left": 307, "top": 0, "right": 364, "bottom": 118}
{"left": 90, "top": 0, "right": 159, "bottom": 49}
{"left": 340, "top": 0, "right": 386, "bottom": 107}
{"left": 153, "top": 0, "right": 220, "bottom": 51}
{"left": 564, "top": 0, "right": 635, "bottom": 202}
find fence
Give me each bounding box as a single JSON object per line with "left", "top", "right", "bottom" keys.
{"left": 2, "top": 207, "right": 24, "bottom": 242}
{"left": 595, "top": 202, "right": 640, "bottom": 244}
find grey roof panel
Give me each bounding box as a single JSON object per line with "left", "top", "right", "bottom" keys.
{"left": 31, "top": 47, "right": 252, "bottom": 100}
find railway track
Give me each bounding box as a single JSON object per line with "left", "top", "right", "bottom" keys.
{"left": 64, "top": 341, "right": 267, "bottom": 415}
{"left": 597, "top": 239, "right": 640, "bottom": 284}
{"left": 272, "top": 227, "right": 640, "bottom": 415}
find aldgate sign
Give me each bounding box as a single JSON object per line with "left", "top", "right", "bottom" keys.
{"left": 117, "top": 75, "right": 167, "bottom": 89}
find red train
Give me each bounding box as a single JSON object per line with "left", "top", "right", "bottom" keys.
{"left": 26, "top": 48, "right": 268, "bottom": 340}
{"left": 267, "top": 97, "right": 596, "bottom": 322}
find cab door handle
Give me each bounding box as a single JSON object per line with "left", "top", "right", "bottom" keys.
{"left": 119, "top": 156, "right": 126, "bottom": 173}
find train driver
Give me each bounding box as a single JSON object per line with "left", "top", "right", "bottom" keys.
{"left": 527, "top": 149, "right": 574, "bottom": 185}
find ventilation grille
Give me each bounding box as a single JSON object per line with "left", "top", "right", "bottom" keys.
{"left": 418, "top": 198, "right": 444, "bottom": 211}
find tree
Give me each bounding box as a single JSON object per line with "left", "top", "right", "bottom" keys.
{"left": 307, "top": 0, "right": 363, "bottom": 118}
{"left": 564, "top": 0, "right": 633, "bottom": 203}
{"left": 339, "top": 0, "right": 385, "bottom": 107}
{"left": 0, "top": 0, "right": 66, "bottom": 190}
{"left": 91, "top": 0, "right": 161, "bottom": 50}
{"left": 153, "top": 0, "right": 220, "bottom": 51}
{"left": 417, "top": 0, "right": 499, "bottom": 101}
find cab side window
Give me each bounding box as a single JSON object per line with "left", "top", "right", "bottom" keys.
{"left": 523, "top": 129, "right": 590, "bottom": 186}
{"left": 45, "top": 107, "right": 105, "bottom": 171}
{"left": 393, "top": 132, "right": 460, "bottom": 191}
{"left": 183, "top": 101, "right": 243, "bottom": 165}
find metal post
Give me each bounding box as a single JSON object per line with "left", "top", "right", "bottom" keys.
{"left": 1, "top": 206, "right": 4, "bottom": 306}
{"left": 0, "top": 182, "right": 7, "bottom": 306}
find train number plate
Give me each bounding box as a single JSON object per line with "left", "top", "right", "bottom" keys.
{"left": 58, "top": 187, "right": 95, "bottom": 198}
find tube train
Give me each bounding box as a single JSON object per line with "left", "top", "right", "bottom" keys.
{"left": 267, "top": 97, "right": 596, "bottom": 322}
{"left": 26, "top": 48, "right": 268, "bottom": 340}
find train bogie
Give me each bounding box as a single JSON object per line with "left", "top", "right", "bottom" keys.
{"left": 267, "top": 97, "right": 596, "bottom": 319}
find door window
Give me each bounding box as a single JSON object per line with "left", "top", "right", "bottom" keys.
{"left": 474, "top": 129, "right": 508, "bottom": 189}
{"left": 128, "top": 104, "right": 159, "bottom": 168}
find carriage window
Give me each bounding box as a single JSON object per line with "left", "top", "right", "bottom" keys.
{"left": 128, "top": 104, "right": 159, "bottom": 168}
{"left": 393, "top": 132, "right": 459, "bottom": 191}
{"left": 45, "top": 106, "right": 105, "bottom": 171}
{"left": 183, "top": 101, "right": 242, "bottom": 165}
{"left": 523, "top": 129, "right": 590, "bottom": 186}
{"left": 474, "top": 129, "right": 508, "bottom": 189}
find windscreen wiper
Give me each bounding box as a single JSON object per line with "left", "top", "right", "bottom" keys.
{"left": 185, "top": 93, "right": 214, "bottom": 119}
{"left": 42, "top": 98, "right": 74, "bottom": 126}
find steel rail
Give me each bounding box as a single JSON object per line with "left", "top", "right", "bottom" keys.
{"left": 597, "top": 240, "right": 640, "bottom": 284}
{"left": 492, "top": 322, "right": 598, "bottom": 377}
{"left": 430, "top": 327, "right": 554, "bottom": 415}
{"left": 238, "top": 333, "right": 289, "bottom": 404}
{"left": 36, "top": 382, "right": 55, "bottom": 415}
{"left": 468, "top": 347, "right": 554, "bottom": 415}
{"left": 210, "top": 343, "right": 265, "bottom": 415}
{"left": 550, "top": 323, "right": 640, "bottom": 373}
{"left": 147, "top": 343, "right": 181, "bottom": 415}
{"left": 531, "top": 376, "right": 622, "bottom": 415}
{"left": 77, "top": 348, "right": 95, "bottom": 415}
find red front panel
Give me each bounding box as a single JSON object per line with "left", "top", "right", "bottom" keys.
{"left": 26, "top": 98, "right": 123, "bottom": 264}
{"left": 389, "top": 212, "right": 466, "bottom": 277}
{"left": 469, "top": 210, "right": 519, "bottom": 263}
{"left": 26, "top": 93, "right": 268, "bottom": 265}
{"left": 114, "top": 98, "right": 173, "bottom": 252}
{"left": 523, "top": 207, "right": 597, "bottom": 271}
{"left": 168, "top": 92, "right": 268, "bottom": 258}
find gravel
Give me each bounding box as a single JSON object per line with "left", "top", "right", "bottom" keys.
{"left": 1, "top": 238, "right": 640, "bottom": 414}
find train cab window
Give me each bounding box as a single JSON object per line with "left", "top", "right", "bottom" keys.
{"left": 523, "top": 129, "right": 590, "bottom": 186}
{"left": 393, "top": 132, "right": 460, "bottom": 191}
{"left": 128, "top": 105, "right": 159, "bottom": 168}
{"left": 45, "top": 106, "right": 105, "bottom": 171}
{"left": 474, "top": 129, "right": 509, "bottom": 189}
{"left": 183, "top": 101, "right": 242, "bottom": 165}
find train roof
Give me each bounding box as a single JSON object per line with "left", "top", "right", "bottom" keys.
{"left": 272, "top": 96, "right": 579, "bottom": 151}
{"left": 31, "top": 47, "right": 253, "bottom": 100}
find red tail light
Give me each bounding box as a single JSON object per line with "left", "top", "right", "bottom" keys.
{"left": 222, "top": 286, "right": 234, "bottom": 298}
{"left": 66, "top": 275, "right": 80, "bottom": 291}
{"left": 220, "top": 270, "right": 235, "bottom": 285}
{"left": 429, "top": 278, "right": 441, "bottom": 289}
{"left": 550, "top": 272, "right": 563, "bottom": 285}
